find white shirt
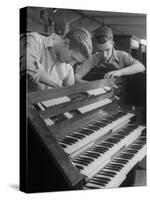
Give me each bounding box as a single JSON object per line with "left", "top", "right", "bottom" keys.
{"left": 20, "top": 32, "right": 74, "bottom": 90}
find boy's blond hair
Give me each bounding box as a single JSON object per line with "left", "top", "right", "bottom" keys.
{"left": 65, "top": 28, "right": 92, "bottom": 59}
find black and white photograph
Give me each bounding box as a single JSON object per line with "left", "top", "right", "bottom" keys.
{"left": 19, "top": 6, "right": 147, "bottom": 193}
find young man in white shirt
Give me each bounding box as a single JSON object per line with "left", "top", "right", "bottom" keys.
{"left": 20, "top": 28, "right": 92, "bottom": 90}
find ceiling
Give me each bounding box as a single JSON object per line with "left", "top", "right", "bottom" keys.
{"left": 53, "top": 9, "right": 146, "bottom": 40}
{"left": 26, "top": 7, "right": 146, "bottom": 40}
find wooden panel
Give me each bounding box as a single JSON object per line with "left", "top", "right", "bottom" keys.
{"left": 39, "top": 90, "right": 113, "bottom": 119}
{"left": 50, "top": 100, "right": 119, "bottom": 140}
{"left": 28, "top": 79, "right": 115, "bottom": 103}
{"left": 28, "top": 100, "right": 84, "bottom": 189}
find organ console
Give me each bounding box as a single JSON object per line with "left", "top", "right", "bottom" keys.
{"left": 22, "top": 78, "right": 146, "bottom": 193}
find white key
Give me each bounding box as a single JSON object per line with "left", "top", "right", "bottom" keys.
{"left": 37, "top": 103, "right": 54, "bottom": 126}
{"left": 44, "top": 118, "right": 54, "bottom": 126}
{"left": 42, "top": 96, "right": 71, "bottom": 107}
{"left": 104, "top": 86, "right": 112, "bottom": 92}
{"left": 87, "top": 88, "right": 106, "bottom": 96}
{"left": 64, "top": 112, "right": 73, "bottom": 119}
{"left": 37, "top": 102, "right": 45, "bottom": 111}
{"left": 78, "top": 98, "right": 112, "bottom": 113}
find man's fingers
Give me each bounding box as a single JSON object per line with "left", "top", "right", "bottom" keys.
{"left": 105, "top": 71, "right": 116, "bottom": 78}
{"left": 35, "top": 60, "right": 40, "bottom": 67}
{"left": 104, "top": 73, "right": 109, "bottom": 78}
{"left": 109, "top": 73, "right": 114, "bottom": 78}
{"left": 105, "top": 72, "right": 112, "bottom": 78}
{"left": 35, "top": 60, "right": 43, "bottom": 70}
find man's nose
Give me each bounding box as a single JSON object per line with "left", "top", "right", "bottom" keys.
{"left": 103, "top": 51, "right": 107, "bottom": 58}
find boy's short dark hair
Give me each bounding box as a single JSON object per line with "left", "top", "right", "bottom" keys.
{"left": 94, "top": 26, "right": 113, "bottom": 44}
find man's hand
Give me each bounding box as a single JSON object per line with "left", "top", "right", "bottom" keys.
{"left": 104, "top": 70, "right": 122, "bottom": 78}
{"left": 33, "top": 60, "right": 61, "bottom": 88}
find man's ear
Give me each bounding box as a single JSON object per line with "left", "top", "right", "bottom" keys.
{"left": 64, "top": 38, "right": 70, "bottom": 49}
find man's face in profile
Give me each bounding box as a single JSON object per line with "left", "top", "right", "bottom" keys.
{"left": 57, "top": 38, "right": 86, "bottom": 65}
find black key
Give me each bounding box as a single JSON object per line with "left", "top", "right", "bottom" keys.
{"left": 92, "top": 147, "right": 108, "bottom": 153}
{"left": 94, "top": 122, "right": 106, "bottom": 128}
{"left": 73, "top": 160, "right": 89, "bottom": 166}
{"left": 85, "top": 185, "right": 100, "bottom": 189}
{"left": 75, "top": 158, "right": 93, "bottom": 165}
{"left": 98, "top": 171, "right": 115, "bottom": 178}
{"left": 92, "top": 149, "right": 106, "bottom": 154}
{"left": 90, "top": 180, "right": 107, "bottom": 186}
{"left": 107, "top": 164, "right": 123, "bottom": 169}
{"left": 86, "top": 125, "right": 100, "bottom": 131}
{"left": 70, "top": 133, "right": 85, "bottom": 139}
{"left": 117, "top": 131, "right": 130, "bottom": 136}
{"left": 83, "top": 152, "right": 100, "bottom": 159}
{"left": 128, "top": 124, "right": 138, "bottom": 129}
{"left": 99, "top": 142, "right": 114, "bottom": 148}
{"left": 57, "top": 115, "right": 63, "bottom": 121}
{"left": 63, "top": 137, "right": 78, "bottom": 143}
{"left": 119, "top": 153, "right": 134, "bottom": 160}
{"left": 105, "top": 115, "right": 116, "bottom": 120}
{"left": 110, "top": 163, "right": 124, "bottom": 169}
{"left": 75, "top": 165, "right": 84, "bottom": 170}
{"left": 77, "top": 129, "right": 94, "bottom": 135}
{"left": 79, "top": 156, "right": 94, "bottom": 162}
{"left": 124, "top": 149, "right": 138, "bottom": 154}
{"left": 100, "top": 120, "right": 110, "bottom": 124}
{"left": 105, "top": 166, "right": 121, "bottom": 171}
{"left": 60, "top": 140, "right": 73, "bottom": 145}
{"left": 112, "top": 134, "right": 125, "bottom": 139}
{"left": 105, "top": 137, "right": 120, "bottom": 144}
{"left": 130, "top": 145, "right": 143, "bottom": 150}
{"left": 94, "top": 146, "right": 109, "bottom": 151}
{"left": 93, "top": 176, "right": 110, "bottom": 182}
{"left": 101, "top": 169, "right": 117, "bottom": 176}
{"left": 60, "top": 143, "right": 67, "bottom": 148}
{"left": 113, "top": 159, "right": 128, "bottom": 165}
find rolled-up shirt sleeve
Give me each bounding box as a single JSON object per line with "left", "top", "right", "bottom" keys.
{"left": 119, "top": 51, "right": 140, "bottom": 67}
{"left": 75, "top": 60, "right": 93, "bottom": 78}
{"left": 20, "top": 33, "right": 42, "bottom": 82}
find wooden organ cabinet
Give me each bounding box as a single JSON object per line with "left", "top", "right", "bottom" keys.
{"left": 114, "top": 35, "right": 146, "bottom": 122}
{"left": 20, "top": 78, "right": 146, "bottom": 192}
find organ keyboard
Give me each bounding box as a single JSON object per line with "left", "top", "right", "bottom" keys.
{"left": 59, "top": 111, "right": 135, "bottom": 157}
{"left": 72, "top": 124, "right": 145, "bottom": 179}
{"left": 84, "top": 135, "right": 146, "bottom": 189}
{"left": 26, "top": 78, "right": 146, "bottom": 193}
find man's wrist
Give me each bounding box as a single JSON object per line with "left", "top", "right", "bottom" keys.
{"left": 118, "top": 69, "right": 123, "bottom": 76}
